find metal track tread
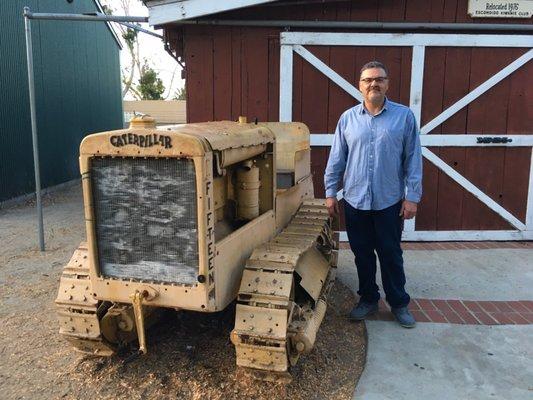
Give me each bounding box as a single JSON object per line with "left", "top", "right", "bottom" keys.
{"left": 55, "top": 243, "right": 115, "bottom": 356}
{"left": 231, "top": 200, "right": 338, "bottom": 379}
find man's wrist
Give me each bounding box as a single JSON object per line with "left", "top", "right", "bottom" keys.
{"left": 405, "top": 194, "right": 420, "bottom": 203}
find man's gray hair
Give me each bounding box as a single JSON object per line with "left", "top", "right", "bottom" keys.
{"left": 360, "top": 61, "right": 388, "bottom": 77}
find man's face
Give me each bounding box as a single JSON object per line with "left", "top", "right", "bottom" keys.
{"left": 359, "top": 67, "right": 389, "bottom": 103}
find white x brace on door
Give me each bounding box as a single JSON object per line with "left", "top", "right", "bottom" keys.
{"left": 279, "top": 32, "right": 533, "bottom": 241}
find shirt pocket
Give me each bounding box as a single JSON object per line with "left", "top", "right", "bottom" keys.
{"left": 379, "top": 127, "right": 403, "bottom": 154}
{"left": 344, "top": 127, "right": 363, "bottom": 149}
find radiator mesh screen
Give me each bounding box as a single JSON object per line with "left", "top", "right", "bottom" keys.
{"left": 91, "top": 157, "right": 198, "bottom": 284}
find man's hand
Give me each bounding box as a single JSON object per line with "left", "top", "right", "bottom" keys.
{"left": 400, "top": 200, "right": 417, "bottom": 219}
{"left": 326, "top": 197, "right": 339, "bottom": 217}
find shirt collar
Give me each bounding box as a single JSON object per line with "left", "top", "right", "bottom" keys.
{"left": 360, "top": 97, "right": 389, "bottom": 115}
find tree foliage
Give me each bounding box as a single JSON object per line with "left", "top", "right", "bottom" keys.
{"left": 122, "top": 28, "right": 138, "bottom": 49}
{"left": 173, "top": 87, "right": 186, "bottom": 101}
{"left": 101, "top": 0, "right": 177, "bottom": 100}
{"left": 101, "top": 4, "right": 113, "bottom": 15}
{"left": 137, "top": 64, "right": 165, "bottom": 100}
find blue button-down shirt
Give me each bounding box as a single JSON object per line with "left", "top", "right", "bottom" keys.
{"left": 324, "top": 98, "right": 422, "bottom": 210}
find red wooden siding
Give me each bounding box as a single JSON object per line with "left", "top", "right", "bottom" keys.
{"left": 213, "top": 0, "right": 530, "bottom": 25}
{"left": 175, "top": 1, "right": 532, "bottom": 232}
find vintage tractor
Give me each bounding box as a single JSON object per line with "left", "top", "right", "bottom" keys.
{"left": 55, "top": 117, "right": 338, "bottom": 378}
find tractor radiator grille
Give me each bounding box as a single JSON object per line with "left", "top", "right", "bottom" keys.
{"left": 91, "top": 157, "right": 198, "bottom": 285}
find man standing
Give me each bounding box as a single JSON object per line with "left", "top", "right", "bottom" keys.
{"left": 324, "top": 61, "right": 422, "bottom": 328}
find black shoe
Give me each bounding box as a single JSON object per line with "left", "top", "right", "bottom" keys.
{"left": 391, "top": 306, "right": 416, "bottom": 328}
{"left": 349, "top": 301, "right": 379, "bottom": 320}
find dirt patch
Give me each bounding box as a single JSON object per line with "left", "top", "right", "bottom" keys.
{"left": 0, "top": 184, "right": 366, "bottom": 400}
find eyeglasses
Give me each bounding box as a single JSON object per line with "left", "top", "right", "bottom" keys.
{"left": 360, "top": 77, "right": 388, "bottom": 84}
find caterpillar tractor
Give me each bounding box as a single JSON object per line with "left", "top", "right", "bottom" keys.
{"left": 55, "top": 116, "right": 338, "bottom": 379}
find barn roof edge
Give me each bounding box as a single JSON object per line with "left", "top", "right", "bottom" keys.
{"left": 143, "top": 0, "right": 278, "bottom": 26}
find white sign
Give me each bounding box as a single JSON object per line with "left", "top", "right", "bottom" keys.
{"left": 468, "top": 0, "right": 533, "bottom": 18}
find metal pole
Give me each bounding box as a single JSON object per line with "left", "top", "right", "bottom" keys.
{"left": 117, "top": 21, "right": 164, "bottom": 39}
{"left": 23, "top": 7, "right": 45, "bottom": 251}
{"left": 25, "top": 11, "right": 148, "bottom": 23}
{"left": 21, "top": 8, "right": 157, "bottom": 252}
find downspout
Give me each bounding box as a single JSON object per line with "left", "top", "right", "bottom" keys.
{"left": 174, "top": 19, "right": 533, "bottom": 32}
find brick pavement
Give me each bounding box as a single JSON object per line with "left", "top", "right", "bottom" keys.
{"left": 339, "top": 241, "right": 533, "bottom": 250}
{"left": 367, "top": 299, "right": 533, "bottom": 325}
{"left": 341, "top": 241, "right": 533, "bottom": 325}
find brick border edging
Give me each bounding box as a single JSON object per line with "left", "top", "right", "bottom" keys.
{"left": 339, "top": 242, "right": 533, "bottom": 250}
{"left": 367, "top": 299, "right": 533, "bottom": 325}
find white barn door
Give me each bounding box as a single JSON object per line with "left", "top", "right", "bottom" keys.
{"left": 279, "top": 32, "right": 533, "bottom": 241}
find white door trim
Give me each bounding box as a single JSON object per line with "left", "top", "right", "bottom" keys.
{"left": 293, "top": 45, "right": 365, "bottom": 102}
{"left": 280, "top": 32, "right": 533, "bottom": 47}
{"left": 279, "top": 32, "right": 533, "bottom": 241}
{"left": 311, "top": 135, "right": 533, "bottom": 147}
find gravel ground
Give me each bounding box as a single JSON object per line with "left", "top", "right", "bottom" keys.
{"left": 0, "top": 183, "right": 367, "bottom": 400}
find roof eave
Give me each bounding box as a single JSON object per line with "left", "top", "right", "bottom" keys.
{"left": 145, "top": 0, "right": 277, "bottom": 26}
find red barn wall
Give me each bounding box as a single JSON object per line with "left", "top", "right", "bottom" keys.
{"left": 166, "top": 0, "right": 532, "bottom": 232}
